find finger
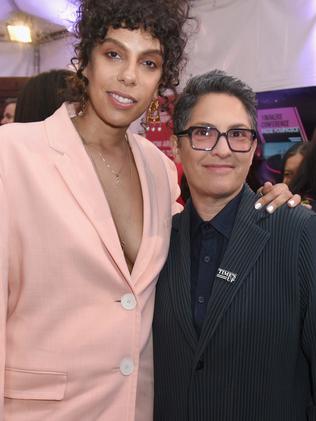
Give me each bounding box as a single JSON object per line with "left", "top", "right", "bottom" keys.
{"left": 254, "top": 187, "right": 293, "bottom": 212}
{"left": 255, "top": 183, "right": 289, "bottom": 204}
{"left": 264, "top": 191, "right": 301, "bottom": 213}
{"left": 265, "top": 191, "right": 293, "bottom": 213}
{"left": 287, "top": 194, "right": 301, "bottom": 208}
{"left": 260, "top": 181, "right": 273, "bottom": 194}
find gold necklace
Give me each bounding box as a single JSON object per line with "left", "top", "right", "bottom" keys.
{"left": 81, "top": 133, "right": 133, "bottom": 256}
{"left": 97, "top": 151, "right": 122, "bottom": 183}
{"left": 82, "top": 135, "right": 129, "bottom": 185}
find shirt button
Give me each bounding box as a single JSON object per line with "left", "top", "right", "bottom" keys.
{"left": 120, "top": 357, "right": 134, "bottom": 376}
{"left": 203, "top": 255, "right": 211, "bottom": 263}
{"left": 121, "top": 293, "right": 137, "bottom": 310}
{"left": 198, "top": 296, "right": 205, "bottom": 304}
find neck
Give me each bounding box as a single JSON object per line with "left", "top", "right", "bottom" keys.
{"left": 190, "top": 186, "right": 243, "bottom": 221}
{"left": 73, "top": 109, "right": 128, "bottom": 151}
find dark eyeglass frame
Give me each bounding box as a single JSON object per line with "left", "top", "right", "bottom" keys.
{"left": 175, "top": 126, "right": 257, "bottom": 152}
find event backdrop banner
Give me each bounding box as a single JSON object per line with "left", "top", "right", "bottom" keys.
{"left": 257, "top": 106, "right": 308, "bottom": 159}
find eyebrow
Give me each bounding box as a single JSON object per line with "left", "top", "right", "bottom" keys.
{"left": 102, "top": 37, "right": 163, "bottom": 57}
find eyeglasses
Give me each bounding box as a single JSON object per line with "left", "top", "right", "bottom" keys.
{"left": 175, "top": 126, "right": 257, "bottom": 152}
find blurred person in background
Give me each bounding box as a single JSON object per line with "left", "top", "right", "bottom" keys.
{"left": 1, "top": 98, "right": 16, "bottom": 125}
{"left": 14, "top": 69, "right": 74, "bottom": 123}
{"left": 282, "top": 142, "right": 309, "bottom": 186}
{"left": 290, "top": 140, "right": 316, "bottom": 211}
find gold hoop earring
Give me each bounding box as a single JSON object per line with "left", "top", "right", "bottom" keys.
{"left": 142, "top": 98, "right": 162, "bottom": 132}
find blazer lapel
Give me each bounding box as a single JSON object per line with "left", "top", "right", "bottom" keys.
{"left": 168, "top": 203, "right": 198, "bottom": 351}
{"left": 194, "top": 186, "right": 271, "bottom": 362}
{"left": 45, "top": 104, "right": 131, "bottom": 283}
{"left": 127, "top": 133, "right": 159, "bottom": 284}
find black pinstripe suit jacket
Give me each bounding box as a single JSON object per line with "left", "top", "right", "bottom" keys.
{"left": 153, "top": 185, "right": 316, "bottom": 421}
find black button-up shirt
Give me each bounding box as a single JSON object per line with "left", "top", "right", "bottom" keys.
{"left": 190, "top": 189, "right": 243, "bottom": 335}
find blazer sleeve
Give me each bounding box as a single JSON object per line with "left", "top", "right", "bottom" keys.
{"left": 299, "top": 214, "right": 316, "bottom": 420}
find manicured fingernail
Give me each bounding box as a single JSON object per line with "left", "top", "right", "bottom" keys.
{"left": 254, "top": 202, "right": 262, "bottom": 210}
{"left": 267, "top": 205, "right": 274, "bottom": 213}
{"left": 288, "top": 199, "right": 295, "bottom": 207}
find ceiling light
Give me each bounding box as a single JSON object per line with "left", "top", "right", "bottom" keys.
{"left": 7, "top": 24, "right": 32, "bottom": 43}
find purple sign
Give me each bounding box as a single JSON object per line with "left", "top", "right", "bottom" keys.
{"left": 257, "top": 106, "right": 308, "bottom": 144}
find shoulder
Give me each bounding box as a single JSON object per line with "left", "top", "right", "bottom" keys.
{"left": 273, "top": 203, "right": 315, "bottom": 224}
{"left": 0, "top": 104, "right": 70, "bottom": 172}
{"left": 0, "top": 103, "right": 68, "bottom": 150}
{"left": 0, "top": 121, "right": 46, "bottom": 172}
{"left": 0, "top": 120, "right": 45, "bottom": 145}
{"left": 262, "top": 204, "right": 316, "bottom": 243}
{"left": 0, "top": 103, "right": 69, "bottom": 147}
{"left": 299, "top": 208, "right": 316, "bottom": 237}
{"left": 0, "top": 119, "right": 50, "bottom": 181}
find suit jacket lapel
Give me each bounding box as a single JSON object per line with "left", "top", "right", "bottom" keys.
{"left": 45, "top": 104, "right": 131, "bottom": 283}
{"left": 168, "top": 203, "right": 198, "bottom": 351}
{"left": 194, "top": 186, "right": 271, "bottom": 362}
{"left": 127, "top": 134, "right": 159, "bottom": 284}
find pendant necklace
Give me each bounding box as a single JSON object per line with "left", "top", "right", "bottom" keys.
{"left": 96, "top": 135, "right": 129, "bottom": 184}
{"left": 80, "top": 132, "right": 133, "bottom": 256}
{"left": 82, "top": 134, "right": 129, "bottom": 185}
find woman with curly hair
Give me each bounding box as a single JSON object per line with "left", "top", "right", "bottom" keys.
{"left": 0, "top": 0, "right": 298, "bottom": 419}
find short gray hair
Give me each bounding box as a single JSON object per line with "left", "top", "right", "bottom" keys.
{"left": 173, "top": 70, "right": 257, "bottom": 134}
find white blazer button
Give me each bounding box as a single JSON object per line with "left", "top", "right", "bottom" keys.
{"left": 120, "top": 358, "right": 134, "bottom": 376}
{"left": 121, "top": 293, "right": 137, "bottom": 310}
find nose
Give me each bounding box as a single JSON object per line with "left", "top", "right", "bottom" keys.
{"left": 211, "top": 133, "right": 231, "bottom": 156}
{"left": 117, "top": 61, "right": 137, "bottom": 86}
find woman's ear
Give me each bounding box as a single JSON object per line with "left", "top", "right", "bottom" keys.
{"left": 170, "top": 135, "right": 181, "bottom": 163}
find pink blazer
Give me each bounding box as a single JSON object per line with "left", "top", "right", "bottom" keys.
{"left": 0, "top": 104, "right": 181, "bottom": 420}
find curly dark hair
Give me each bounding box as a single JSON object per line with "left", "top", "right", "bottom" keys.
{"left": 70, "top": 0, "right": 192, "bottom": 105}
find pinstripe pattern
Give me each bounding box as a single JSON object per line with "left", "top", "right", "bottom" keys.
{"left": 153, "top": 185, "right": 316, "bottom": 421}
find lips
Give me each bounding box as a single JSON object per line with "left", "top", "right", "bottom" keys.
{"left": 203, "top": 164, "right": 234, "bottom": 173}
{"left": 208, "top": 164, "right": 233, "bottom": 168}
{"left": 108, "top": 91, "right": 137, "bottom": 105}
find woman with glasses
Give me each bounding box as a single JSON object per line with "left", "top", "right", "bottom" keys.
{"left": 153, "top": 70, "right": 316, "bottom": 421}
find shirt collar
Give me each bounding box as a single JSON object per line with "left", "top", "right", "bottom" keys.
{"left": 190, "top": 185, "right": 244, "bottom": 239}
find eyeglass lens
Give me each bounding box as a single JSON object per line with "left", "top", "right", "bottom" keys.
{"left": 191, "top": 127, "right": 253, "bottom": 151}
